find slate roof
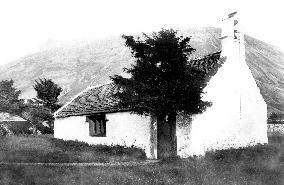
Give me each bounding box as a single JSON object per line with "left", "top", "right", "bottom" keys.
{"left": 54, "top": 83, "right": 128, "bottom": 118}
{"left": 190, "top": 51, "right": 222, "bottom": 73}
{"left": 55, "top": 51, "right": 222, "bottom": 118}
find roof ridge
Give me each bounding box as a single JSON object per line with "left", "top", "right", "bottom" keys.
{"left": 54, "top": 82, "right": 114, "bottom": 117}
{"left": 86, "top": 81, "right": 113, "bottom": 90}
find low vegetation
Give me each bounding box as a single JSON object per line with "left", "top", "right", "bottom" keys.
{"left": 1, "top": 134, "right": 284, "bottom": 184}
{"left": 0, "top": 135, "right": 146, "bottom": 163}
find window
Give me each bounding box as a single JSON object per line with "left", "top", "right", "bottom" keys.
{"left": 86, "top": 114, "right": 106, "bottom": 137}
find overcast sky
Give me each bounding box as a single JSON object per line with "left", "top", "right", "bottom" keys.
{"left": 0, "top": 0, "right": 283, "bottom": 65}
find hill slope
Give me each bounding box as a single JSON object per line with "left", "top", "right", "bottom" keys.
{"left": 0, "top": 27, "right": 283, "bottom": 114}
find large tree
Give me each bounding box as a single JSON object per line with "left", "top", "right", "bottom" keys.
{"left": 0, "top": 80, "right": 24, "bottom": 116}
{"left": 111, "top": 29, "right": 210, "bottom": 158}
{"left": 33, "top": 78, "right": 62, "bottom": 112}
{"left": 28, "top": 78, "right": 62, "bottom": 134}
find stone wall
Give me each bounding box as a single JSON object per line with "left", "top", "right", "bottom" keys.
{"left": 268, "top": 124, "right": 284, "bottom": 135}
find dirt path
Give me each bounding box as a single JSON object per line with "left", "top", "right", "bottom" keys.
{"left": 0, "top": 160, "right": 160, "bottom": 167}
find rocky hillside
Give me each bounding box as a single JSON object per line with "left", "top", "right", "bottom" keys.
{"left": 0, "top": 27, "right": 283, "bottom": 114}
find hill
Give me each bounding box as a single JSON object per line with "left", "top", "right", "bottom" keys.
{"left": 0, "top": 27, "right": 283, "bottom": 114}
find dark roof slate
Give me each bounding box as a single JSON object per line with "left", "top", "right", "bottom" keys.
{"left": 55, "top": 83, "right": 127, "bottom": 118}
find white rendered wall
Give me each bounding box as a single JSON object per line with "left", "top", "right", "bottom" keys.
{"left": 177, "top": 13, "right": 268, "bottom": 157}
{"left": 54, "top": 112, "right": 157, "bottom": 159}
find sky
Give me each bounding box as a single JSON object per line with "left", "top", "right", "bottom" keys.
{"left": 0, "top": 0, "right": 283, "bottom": 65}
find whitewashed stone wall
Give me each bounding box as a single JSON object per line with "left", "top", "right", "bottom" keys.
{"left": 54, "top": 112, "right": 157, "bottom": 159}
{"left": 177, "top": 12, "right": 268, "bottom": 157}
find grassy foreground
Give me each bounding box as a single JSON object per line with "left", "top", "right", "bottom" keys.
{"left": 1, "top": 135, "right": 284, "bottom": 184}
{"left": 0, "top": 135, "right": 146, "bottom": 163}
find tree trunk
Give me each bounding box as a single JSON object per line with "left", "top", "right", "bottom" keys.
{"left": 157, "top": 113, "right": 177, "bottom": 159}
{"left": 168, "top": 112, "right": 177, "bottom": 157}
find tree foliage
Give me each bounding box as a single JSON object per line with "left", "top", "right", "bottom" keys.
{"left": 0, "top": 80, "right": 24, "bottom": 115}
{"left": 26, "top": 78, "right": 63, "bottom": 134}
{"left": 33, "top": 78, "right": 62, "bottom": 112}
{"left": 111, "top": 29, "right": 210, "bottom": 118}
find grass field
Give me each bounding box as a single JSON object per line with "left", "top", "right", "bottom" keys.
{"left": 0, "top": 135, "right": 146, "bottom": 163}
{"left": 1, "top": 134, "right": 284, "bottom": 185}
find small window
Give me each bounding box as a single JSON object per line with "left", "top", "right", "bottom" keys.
{"left": 86, "top": 114, "right": 106, "bottom": 137}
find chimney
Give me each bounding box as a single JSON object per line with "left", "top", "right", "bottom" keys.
{"left": 220, "top": 11, "right": 245, "bottom": 62}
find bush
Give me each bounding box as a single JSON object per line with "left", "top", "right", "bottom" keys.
{"left": 0, "top": 121, "right": 33, "bottom": 136}
{"left": 22, "top": 103, "right": 54, "bottom": 134}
